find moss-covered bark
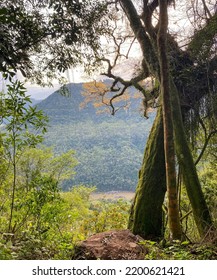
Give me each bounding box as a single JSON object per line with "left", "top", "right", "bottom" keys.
{"left": 128, "top": 108, "right": 166, "bottom": 239}
{"left": 170, "top": 78, "right": 213, "bottom": 236}
{"left": 158, "top": 0, "right": 182, "bottom": 240}
{"left": 121, "top": 0, "right": 213, "bottom": 239}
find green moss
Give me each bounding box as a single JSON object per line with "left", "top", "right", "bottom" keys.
{"left": 170, "top": 78, "right": 213, "bottom": 237}
{"left": 128, "top": 108, "right": 167, "bottom": 239}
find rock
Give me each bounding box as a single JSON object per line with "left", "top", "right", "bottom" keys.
{"left": 73, "top": 229, "right": 147, "bottom": 260}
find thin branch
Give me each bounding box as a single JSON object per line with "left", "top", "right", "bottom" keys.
{"left": 194, "top": 117, "right": 217, "bottom": 165}
{"left": 125, "top": 36, "right": 136, "bottom": 58}
{"left": 180, "top": 210, "right": 193, "bottom": 222}
{"left": 110, "top": 85, "right": 128, "bottom": 115}
{"left": 201, "top": 0, "right": 212, "bottom": 20}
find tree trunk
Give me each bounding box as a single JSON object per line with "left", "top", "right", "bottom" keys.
{"left": 170, "top": 78, "right": 213, "bottom": 237}
{"left": 128, "top": 108, "right": 166, "bottom": 239}
{"left": 158, "top": 0, "right": 182, "bottom": 240}
{"left": 120, "top": 0, "right": 213, "bottom": 238}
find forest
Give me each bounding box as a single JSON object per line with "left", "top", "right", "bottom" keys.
{"left": 36, "top": 81, "right": 154, "bottom": 191}
{"left": 0, "top": 0, "right": 217, "bottom": 260}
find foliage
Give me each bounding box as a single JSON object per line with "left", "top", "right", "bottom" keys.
{"left": 198, "top": 148, "right": 217, "bottom": 222}
{"left": 0, "top": 79, "right": 49, "bottom": 232}
{"left": 140, "top": 239, "right": 217, "bottom": 260}
{"left": 188, "top": 13, "right": 217, "bottom": 61}
{"left": 200, "top": 164, "right": 217, "bottom": 204}
{"left": 0, "top": 78, "right": 135, "bottom": 260}
{"left": 189, "top": 129, "right": 217, "bottom": 223}
{"left": 80, "top": 198, "right": 130, "bottom": 236}
{"left": 0, "top": 145, "right": 78, "bottom": 230}
{"left": 1, "top": 0, "right": 217, "bottom": 258}
{"left": 0, "top": 183, "right": 130, "bottom": 259}
{"left": 19, "top": 147, "right": 78, "bottom": 186}
{"left": 81, "top": 81, "right": 137, "bottom": 115}
{"left": 1, "top": 79, "right": 48, "bottom": 144}
{"left": 0, "top": 0, "right": 110, "bottom": 84}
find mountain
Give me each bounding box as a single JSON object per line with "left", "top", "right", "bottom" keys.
{"left": 31, "top": 98, "right": 43, "bottom": 106}
{"left": 26, "top": 85, "right": 60, "bottom": 100}
{"left": 36, "top": 81, "right": 155, "bottom": 191}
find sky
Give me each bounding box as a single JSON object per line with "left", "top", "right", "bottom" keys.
{"left": 1, "top": 66, "right": 108, "bottom": 101}
{"left": 16, "top": 67, "right": 89, "bottom": 100}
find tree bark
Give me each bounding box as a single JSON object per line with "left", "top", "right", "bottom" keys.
{"left": 170, "top": 78, "right": 213, "bottom": 236}
{"left": 157, "top": 0, "right": 182, "bottom": 240}
{"left": 128, "top": 108, "right": 166, "bottom": 239}
{"left": 120, "top": 0, "right": 213, "bottom": 238}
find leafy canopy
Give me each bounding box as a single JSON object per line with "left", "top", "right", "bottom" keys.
{"left": 0, "top": 0, "right": 109, "bottom": 84}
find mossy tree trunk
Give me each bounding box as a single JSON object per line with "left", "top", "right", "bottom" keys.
{"left": 121, "top": 0, "right": 213, "bottom": 239}
{"left": 128, "top": 108, "right": 166, "bottom": 239}
{"left": 170, "top": 78, "right": 213, "bottom": 236}
{"left": 157, "top": 0, "right": 182, "bottom": 240}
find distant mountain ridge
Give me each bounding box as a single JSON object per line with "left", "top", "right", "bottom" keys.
{"left": 37, "top": 81, "right": 145, "bottom": 123}
{"left": 38, "top": 83, "right": 94, "bottom": 123}
{"left": 31, "top": 98, "right": 43, "bottom": 106}
{"left": 36, "top": 81, "right": 154, "bottom": 191}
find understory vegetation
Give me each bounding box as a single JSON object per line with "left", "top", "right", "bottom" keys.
{"left": 0, "top": 184, "right": 130, "bottom": 260}
{"left": 0, "top": 184, "right": 216, "bottom": 260}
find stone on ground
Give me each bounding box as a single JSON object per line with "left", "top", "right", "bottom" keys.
{"left": 73, "top": 229, "right": 147, "bottom": 260}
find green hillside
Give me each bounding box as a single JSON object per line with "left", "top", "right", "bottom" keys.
{"left": 37, "top": 82, "right": 154, "bottom": 191}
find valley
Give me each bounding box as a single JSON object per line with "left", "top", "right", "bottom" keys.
{"left": 36, "top": 82, "right": 154, "bottom": 192}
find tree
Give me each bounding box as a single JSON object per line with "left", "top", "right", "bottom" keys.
{"left": 120, "top": 0, "right": 216, "bottom": 238}
{"left": 157, "top": 0, "right": 181, "bottom": 239}
{"left": 0, "top": 0, "right": 109, "bottom": 84}
{"left": 0, "top": 79, "right": 48, "bottom": 232}
{"left": 86, "top": 0, "right": 216, "bottom": 239}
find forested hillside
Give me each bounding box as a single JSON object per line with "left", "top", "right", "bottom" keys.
{"left": 37, "top": 82, "right": 154, "bottom": 191}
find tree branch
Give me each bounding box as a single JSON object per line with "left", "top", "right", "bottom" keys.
{"left": 119, "top": 0, "right": 159, "bottom": 76}
{"left": 195, "top": 128, "right": 217, "bottom": 165}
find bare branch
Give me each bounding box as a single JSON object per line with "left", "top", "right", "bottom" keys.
{"left": 141, "top": 0, "right": 159, "bottom": 32}
{"left": 193, "top": 116, "right": 217, "bottom": 165}
{"left": 119, "top": 0, "right": 158, "bottom": 72}
{"left": 202, "top": 0, "right": 212, "bottom": 19}
{"left": 125, "top": 36, "right": 136, "bottom": 58}
{"left": 110, "top": 85, "right": 128, "bottom": 115}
